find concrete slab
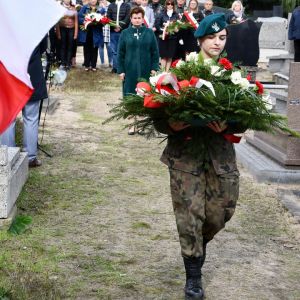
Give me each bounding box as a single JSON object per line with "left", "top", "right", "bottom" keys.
{"left": 0, "top": 148, "right": 28, "bottom": 219}
{"left": 235, "top": 142, "right": 300, "bottom": 183}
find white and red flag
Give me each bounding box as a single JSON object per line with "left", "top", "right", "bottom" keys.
{"left": 0, "top": 0, "right": 65, "bottom": 134}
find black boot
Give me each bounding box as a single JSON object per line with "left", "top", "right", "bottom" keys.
{"left": 183, "top": 257, "right": 204, "bottom": 300}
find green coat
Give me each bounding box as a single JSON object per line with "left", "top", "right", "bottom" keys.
{"left": 117, "top": 25, "right": 159, "bottom": 96}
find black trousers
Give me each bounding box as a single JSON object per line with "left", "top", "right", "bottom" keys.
{"left": 83, "top": 28, "right": 98, "bottom": 68}
{"left": 294, "top": 40, "right": 300, "bottom": 62}
{"left": 60, "top": 27, "right": 75, "bottom": 67}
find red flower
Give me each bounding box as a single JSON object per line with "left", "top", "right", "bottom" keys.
{"left": 171, "top": 59, "right": 180, "bottom": 68}
{"left": 218, "top": 58, "right": 233, "bottom": 70}
{"left": 100, "top": 16, "right": 111, "bottom": 25}
{"left": 246, "top": 74, "right": 251, "bottom": 81}
{"left": 255, "top": 81, "right": 264, "bottom": 95}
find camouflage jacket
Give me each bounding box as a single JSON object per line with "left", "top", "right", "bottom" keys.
{"left": 155, "top": 119, "right": 246, "bottom": 175}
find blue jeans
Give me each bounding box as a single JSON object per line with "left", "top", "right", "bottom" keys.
{"left": 0, "top": 100, "right": 40, "bottom": 161}
{"left": 110, "top": 31, "right": 121, "bottom": 70}
{"left": 99, "top": 42, "right": 113, "bottom": 65}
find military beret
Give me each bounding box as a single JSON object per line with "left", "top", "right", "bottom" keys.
{"left": 194, "top": 13, "right": 227, "bottom": 39}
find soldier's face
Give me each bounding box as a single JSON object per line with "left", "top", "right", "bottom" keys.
{"left": 131, "top": 13, "right": 144, "bottom": 26}
{"left": 200, "top": 29, "right": 227, "bottom": 59}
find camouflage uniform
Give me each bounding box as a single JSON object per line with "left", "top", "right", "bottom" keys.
{"left": 155, "top": 123, "right": 244, "bottom": 258}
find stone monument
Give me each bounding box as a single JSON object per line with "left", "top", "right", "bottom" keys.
{"left": 246, "top": 62, "right": 300, "bottom": 166}
{"left": 0, "top": 146, "right": 28, "bottom": 226}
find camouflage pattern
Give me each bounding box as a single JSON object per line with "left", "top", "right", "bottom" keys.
{"left": 160, "top": 127, "right": 240, "bottom": 176}
{"left": 154, "top": 119, "right": 245, "bottom": 258}
{"left": 169, "top": 164, "right": 239, "bottom": 258}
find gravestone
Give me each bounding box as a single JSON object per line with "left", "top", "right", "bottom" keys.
{"left": 258, "top": 17, "right": 288, "bottom": 49}
{"left": 0, "top": 146, "right": 28, "bottom": 226}
{"left": 268, "top": 14, "right": 294, "bottom": 75}
{"left": 246, "top": 63, "right": 300, "bottom": 166}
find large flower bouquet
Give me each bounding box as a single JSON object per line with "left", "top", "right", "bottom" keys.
{"left": 105, "top": 53, "right": 300, "bottom": 138}
{"left": 81, "top": 13, "right": 117, "bottom": 30}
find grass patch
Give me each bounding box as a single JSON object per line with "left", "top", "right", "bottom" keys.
{"left": 132, "top": 222, "right": 151, "bottom": 229}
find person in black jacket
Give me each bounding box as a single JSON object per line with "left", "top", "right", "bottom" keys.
{"left": 154, "top": 0, "right": 179, "bottom": 71}
{"left": 0, "top": 38, "right": 48, "bottom": 168}
{"left": 288, "top": 5, "right": 300, "bottom": 62}
{"left": 107, "top": 0, "right": 131, "bottom": 72}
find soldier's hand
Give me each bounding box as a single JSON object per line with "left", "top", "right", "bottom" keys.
{"left": 169, "top": 121, "right": 190, "bottom": 131}
{"left": 207, "top": 121, "right": 228, "bottom": 133}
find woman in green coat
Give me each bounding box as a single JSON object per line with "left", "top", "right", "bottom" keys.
{"left": 117, "top": 6, "right": 160, "bottom": 97}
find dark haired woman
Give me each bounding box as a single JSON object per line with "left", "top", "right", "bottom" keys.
{"left": 78, "top": 0, "right": 103, "bottom": 71}
{"left": 118, "top": 6, "right": 159, "bottom": 98}
{"left": 118, "top": 6, "right": 160, "bottom": 135}
{"left": 154, "top": 0, "right": 179, "bottom": 71}
{"left": 155, "top": 14, "right": 246, "bottom": 299}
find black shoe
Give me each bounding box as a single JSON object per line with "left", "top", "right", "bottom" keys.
{"left": 29, "top": 158, "right": 42, "bottom": 168}
{"left": 183, "top": 257, "right": 204, "bottom": 300}
{"left": 111, "top": 68, "right": 117, "bottom": 73}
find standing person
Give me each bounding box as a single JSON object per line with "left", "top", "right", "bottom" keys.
{"left": 118, "top": 6, "right": 159, "bottom": 99}
{"left": 99, "top": 0, "right": 113, "bottom": 67}
{"left": 288, "top": 5, "right": 300, "bottom": 62}
{"left": 149, "top": 0, "right": 163, "bottom": 39}
{"left": 176, "top": 0, "right": 186, "bottom": 15}
{"left": 183, "top": 0, "right": 203, "bottom": 54}
{"left": 174, "top": 0, "right": 186, "bottom": 60}
{"left": 155, "top": 0, "right": 179, "bottom": 71}
{"left": 56, "top": 0, "right": 78, "bottom": 70}
{"left": 226, "top": 0, "right": 246, "bottom": 24}
{"left": 0, "top": 39, "right": 48, "bottom": 168}
{"left": 154, "top": 14, "right": 245, "bottom": 300}
{"left": 107, "top": 0, "right": 131, "bottom": 73}
{"left": 78, "top": 0, "right": 103, "bottom": 71}
{"left": 118, "top": 6, "right": 159, "bottom": 135}
{"left": 201, "top": 0, "right": 214, "bottom": 18}
{"left": 141, "top": 0, "right": 155, "bottom": 29}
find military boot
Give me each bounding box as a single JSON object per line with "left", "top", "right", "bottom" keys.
{"left": 183, "top": 256, "right": 204, "bottom": 300}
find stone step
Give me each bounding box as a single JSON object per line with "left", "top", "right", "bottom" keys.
{"left": 235, "top": 142, "right": 300, "bottom": 184}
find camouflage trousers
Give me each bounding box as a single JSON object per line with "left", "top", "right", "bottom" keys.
{"left": 169, "top": 165, "right": 239, "bottom": 258}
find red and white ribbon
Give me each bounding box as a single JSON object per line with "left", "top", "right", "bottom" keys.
{"left": 183, "top": 12, "right": 198, "bottom": 30}
{"left": 144, "top": 16, "right": 149, "bottom": 28}
{"left": 189, "top": 76, "right": 216, "bottom": 96}
{"left": 155, "top": 73, "right": 179, "bottom": 95}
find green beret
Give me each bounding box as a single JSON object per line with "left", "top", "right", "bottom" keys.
{"left": 194, "top": 13, "right": 227, "bottom": 39}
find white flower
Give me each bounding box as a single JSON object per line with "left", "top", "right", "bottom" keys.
{"left": 230, "top": 71, "right": 243, "bottom": 85}
{"left": 203, "top": 58, "right": 214, "bottom": 66}
{"left": 262, "top": 91, "right": 273, "bottom": 110}
{"left": 186, "top": 52, "right": 198, "bottom": 62}
{"left": 239, "top": 78, "right": 250, "bottom": 89}
{"left": 149, "top": 72, "right": 168, "bottom": 87}
{"left": 210, "top": 65, "right": 225, "bottom": 77}
{"left": 176, "top": 59, "right": 185, "bottom": 68}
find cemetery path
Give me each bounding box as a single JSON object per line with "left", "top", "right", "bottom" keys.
{"left": 1, "top": 68, "right": 300, "bottom": 300}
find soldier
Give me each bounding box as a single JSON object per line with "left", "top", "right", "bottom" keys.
{"left": 154, "top": 14, "right": 245, "bottom": 300}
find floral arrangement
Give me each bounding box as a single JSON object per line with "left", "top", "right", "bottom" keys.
{"left": 160, "top": 20, "right": 193, "bottom": 40}
{"left": 81, "top": 13, "right": 116, "bottom": 30}
{"left": 105, "top": 53, "right": 300, "bottom": 138}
